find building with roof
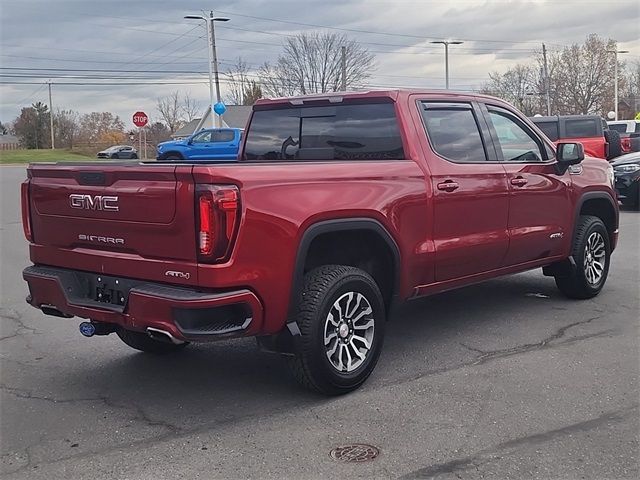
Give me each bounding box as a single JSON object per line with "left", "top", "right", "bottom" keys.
{"left": 171, "top": 105, "right": 252, "bottom": 139}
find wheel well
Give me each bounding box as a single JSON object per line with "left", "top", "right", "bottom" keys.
{"left": 303, "top": 229, "right": 396, "bottom": 310}
{"left": 165, "top": 151, "right": 183, "bottom": 159}
{"left": 579, "top": 198, "right": 616, "bottom": 240}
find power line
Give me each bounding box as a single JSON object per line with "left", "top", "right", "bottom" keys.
{"left": 12, "top": 83, "right": 47, "bottom": 106}
{"left": 215, "top": 10, "right": 559, "bottom": 46}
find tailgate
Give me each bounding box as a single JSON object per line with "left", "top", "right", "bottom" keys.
{"left": 27, "top": 163, "right": 197, "bottom": 276}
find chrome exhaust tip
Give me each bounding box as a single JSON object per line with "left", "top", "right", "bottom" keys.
{"left": 146, "top": 327, "right": 185, "bottom": 345}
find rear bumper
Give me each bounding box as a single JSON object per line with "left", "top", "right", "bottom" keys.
{"left": 23, "top": 265, "right": 264, "bottom": 342}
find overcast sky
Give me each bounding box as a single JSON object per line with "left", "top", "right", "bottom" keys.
{"left": 1, "top": 0, "right": 638, "bottom": 128}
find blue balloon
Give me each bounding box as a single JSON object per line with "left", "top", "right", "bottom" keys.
{"left": 213, "top": 102, "right": 227, "bottom": 115}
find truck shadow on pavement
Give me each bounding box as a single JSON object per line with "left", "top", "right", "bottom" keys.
{"left": 51, "top": 271, "right": 599, "bottom": 424}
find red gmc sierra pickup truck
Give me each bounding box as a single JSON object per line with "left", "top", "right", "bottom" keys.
{"left": 21, "top": 90, "right": 619, "bottom": 395}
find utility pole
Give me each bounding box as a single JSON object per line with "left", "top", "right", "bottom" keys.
{"left": 542, "top": 44, "right": 551, "bottom": 116}
{"left": 210, "top": 12, "right": 223, "bottom": 128}
{"left": 48, "top": 81, "right": 55, "bottom": 149}
{"left": 341, "top": 46, "right": 347, "bottom": 91}
{"left": 430, "top": 40, "right": 463, "bottom": 89}
{"left": 185, "top": 11, "right": 229, "bottom": 128}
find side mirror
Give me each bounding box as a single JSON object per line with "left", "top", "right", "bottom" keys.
{"left": 557, "top": 142, "right": 584, "bottom": 165}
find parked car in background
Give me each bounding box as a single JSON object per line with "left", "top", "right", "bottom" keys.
{"left": 611, "top": 151, "right": 640, "bottom": 209}
{"left": 156, "top": 128, "right": 242, "bottom": 161}
{"left": 530, "top": 115, "right": 622, "bottom": 160}
{"left": 96, "top": 145, "right": 138, "bottom": 159}
{"left": 607, "top": 120, "right": 640, "bottom": 154}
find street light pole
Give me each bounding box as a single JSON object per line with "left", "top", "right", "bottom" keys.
{"left": 607, "top": 47, "right": 629, "bottom": 121}
{"left": 430, "top": 40, "right": 463, "bottom": 89}
{"left": 185, "top": 11, "right": 229, "bottom": 128}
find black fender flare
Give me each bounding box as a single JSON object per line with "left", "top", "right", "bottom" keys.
{"left": 286, "top": 218, "right": 401, "bottom": 331}
{"left": 572, "top": 191, "right": 618, "bottom": 244}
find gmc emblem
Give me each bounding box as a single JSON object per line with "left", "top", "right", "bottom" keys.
{"left": 69, "top": 194, "right": 119, "bottom": 212}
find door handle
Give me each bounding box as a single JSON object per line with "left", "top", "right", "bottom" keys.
{"left": 510, "top": 176, "right": 528, "bottom": 187}
{"left": 437, "top": 180, "right": 459, "bottom": 192}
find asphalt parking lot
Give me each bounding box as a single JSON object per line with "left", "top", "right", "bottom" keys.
{"left": 1, "top": 164, "right": 638, "bottom": 480}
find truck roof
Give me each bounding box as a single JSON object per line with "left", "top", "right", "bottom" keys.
{"left": 254, "top": 89, "right": 506, "bottom": 107}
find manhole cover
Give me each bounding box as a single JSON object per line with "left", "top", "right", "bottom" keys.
{"left": 329, "top": 444, "right": 379, "bottom": 463}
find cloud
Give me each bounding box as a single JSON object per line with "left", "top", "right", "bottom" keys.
{"left": 1, "top": 0, "right": 638, "bottom": 126}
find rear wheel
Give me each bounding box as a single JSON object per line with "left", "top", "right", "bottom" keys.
{"left": 131, "top": 153, "right": 138, "bottom": 159}
{"left": 286, "top": 265, "right": 385, "bottom": 395}
{"left": 117, "top": 329, "right": 188, "bottom": 354}
{"left": 555, "top": 215, "right": 610, "bottom": 299}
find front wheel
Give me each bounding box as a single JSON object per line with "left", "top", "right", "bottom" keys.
{"left": 286, "top": 265, "right": 385, "bottom": 395}
{"left": 555, "top": 215, "right": 610, "bottom": 299}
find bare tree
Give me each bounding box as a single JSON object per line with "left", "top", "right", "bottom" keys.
{"left": 54, "top": 109, "right": 80, "bottom": 148}
{"left": 259, "top": 32, "right": 375, "bottom": 97}
{"left": 622, "top": 60, "right": 640, "bottom": 98}
{"left": 78, "top": 112, "right": 125, "bottom": 146}
{"left": 480, "top": 64, "right": 541, "bottom": 116}
{"left": 551, "top": 34, "right": 617, "bottom": 115}
{"left": 243, "top": 80, "right": 263, "bottom": 105}
{"left": 225, "top": 58, "right": 251, "bottom": 104}
{"left": 482, "top": 35, "right": 621, "bottom": 116}
{"left": 156, "top": 91, "right": 183, "bottom": 133}
{"left": 181, "top": 92, "right": 201, "bottom": 122}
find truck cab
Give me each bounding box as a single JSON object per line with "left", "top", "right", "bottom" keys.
{"left": 156, "top": 128, "right": 242, "bottom": 161}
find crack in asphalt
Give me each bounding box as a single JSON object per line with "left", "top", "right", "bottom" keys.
{"left": 0, "top": 308, "right": 37, "bottom": 341}
{"left": 0, "top": 384, "right": 181, "bottom": 434}
{"left": 393, "top": 315, "right": 605, "bottom": 388}
{"left": 0, "top": 315, "right": 617, "bottom": 476}
{"left": 401, "top": 404, "right": 639, "bottom": 479}
{"left": 469, "top": 316, "right": 603, "bottom": 366}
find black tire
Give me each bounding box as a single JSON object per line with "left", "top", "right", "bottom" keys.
{"left": 555, "top": 215, "right": 610, "bottom": 299}
{"left": 605, "top": 129, "right": 622, "bottom": 159}
{"left": 116, "top": 328, "right": 188, "bottom": 354}
{"left": 286, "top": 265, "right": 386, "bottom": 395}
{"left": 165, "top": 154, "right": 182, "bottom": 161}
{"left": 110, "top": 153, "right": 119, "bottom": 159}
{"left": 131, "top": 153, "right": 138, "bottom": 159}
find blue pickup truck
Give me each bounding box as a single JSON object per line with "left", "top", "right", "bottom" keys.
{"left": 156, "top": 128, "right": 242, "bottom": 161}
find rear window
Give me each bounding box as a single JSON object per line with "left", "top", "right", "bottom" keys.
{"left": 607, "top": 124, "right": 628, "bottom": 133}
{"left": 243, "top": 103, "right": 404, "bottom": 161}
{"left": 565, "top": 119, "right": 599, "bottom": 138}
{"left": 535, "top": 121, "right": 559, "bottom": 141}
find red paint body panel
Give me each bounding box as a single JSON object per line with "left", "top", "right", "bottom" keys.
{"left": 22, "top": 90, "right": 619, "bottom": 340}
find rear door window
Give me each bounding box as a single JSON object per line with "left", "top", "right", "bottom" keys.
{"left": 565, "top": 119, "right": 599, "bottom": 138}
{"left": 420, "top": 103, "right": 488, "bottom": 162}
{"left": 243, "top": 103, "right": 404, "bottom": 161}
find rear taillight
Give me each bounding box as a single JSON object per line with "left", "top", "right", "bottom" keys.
{"left": 196, "top": 185, "right": 240, "bottom": 262}
{"left": 21, "top": 180, "right": 33, "bottom": 242}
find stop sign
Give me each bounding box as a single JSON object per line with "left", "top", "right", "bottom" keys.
{"left": 132, "top": 111, "right": 148, "bottom": 128}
